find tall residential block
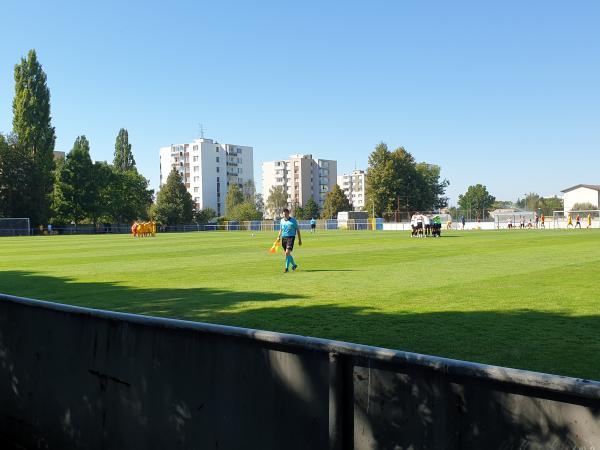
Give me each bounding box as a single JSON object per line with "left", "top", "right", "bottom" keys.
{"left": 262, "top": 154, "right": 337, "bottom": 217}
{"left": 337, "top": 170, "right": 366, "bottom": 210}
{"left": 159, "top": 138, "right": 253, "bottom": 217}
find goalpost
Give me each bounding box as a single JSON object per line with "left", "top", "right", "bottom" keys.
{"left": 0, "top": 218, "right": 31, "bottom": 236}
{"left": 553, "top": 210, "right": 600, "bottom": 229}
{"left": 494, "top": 211, "right": 535, "bottom": 229}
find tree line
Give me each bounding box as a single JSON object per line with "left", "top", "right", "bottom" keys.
{"left": 0, "top": 50, "right": 153, "bottom": 227}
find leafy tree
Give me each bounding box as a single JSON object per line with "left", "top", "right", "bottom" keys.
{"left": 53, "top": 136, "right": 97, "bottom": 225}
{"left": 113, "top": 128, "right": 136, "bottom": 171}
{"left": 304, "top": 197, "right": 320, "bottom": 219}
{"left": 194, "top": 207, "right": 217, "bottom": 224}
{"left": 266, "top": 186, "right": 288, "bottom": 218}
{"left": 538, "top": 196, "right": 563, "bottom": 216}
{"left": 293, "top": 203, "right": 306, "bottom": 219}
{"left": 365, "top": 142, "right": 448, "bottom": 217}
{"left": 12, "top": 49, "right": 56, "bottom": 225}
{"left": 571, "top": 202, "right": 597, "bottom": 211}
{"left": 415, "top": 163, "right": 449, "bottom": 210}
{"left": 242, "top": 180, "right": 256, "bottom": 202}
{"left": 0, "top": 134, "right": 35, "bottom": 218}
{"left": 254, "top": 193, "right": 265, "bottom": 215}
{"left": 225, "top": 184, "right": 244, "bottom": 215}
{"left": 90, "top": 161, "right": 114, "bottom": 225}
{"left": 152, "top": 168, "right": 194, "bottom": 225}
{"left": 365, "top": 143, "right": 395, "bottom": 216}
{"left": 228, "top": 202, "right": 263, "bottom": 222}
{"left": 458, "top": 184, "right": 496, "bottom": 218}
{"left": 516, "top": 192, "right": 541, "bottom": 211}
{"left": 321, "top": 184, "right": 352, "bottom": 219}
{"left": 491, "top": 200, "right": 515, "bottom": 210}
{"left": 102, "top": 166, "right": 153, "bottom": 223}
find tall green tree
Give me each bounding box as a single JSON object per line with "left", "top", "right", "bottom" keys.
{"left": 571, "top": 202, "right": 597, "bottom": 211}
{"left": 321, "top": 184, "right": 352, "bottom": 219}
{"left": 458, "top": 184, "right": 495, "bottom": 218}
{"left": 304, "top": 197, "right": 320, "bottom": 219}
{"left": 194, "top": 207, "right": 217, "bottom": 224}
{"left": 415, "top": 163, "right": 449, "bottom": 210}
{"left": 100, "top": 164, "right": 153, "bottom": 223}
{"left": 254, "top": 193, "right": 265, "bottom": 216}
{"left": 228, "top": 202, "right": 263, "bottom": 222}
{"left": 266, "top": 186, "right": 288, "bottom": 218}
{"left": 365, "top": 142, "right": 448, "bottom": 217}
{"left": 12, "top": 49, "right": 56, "bottom": 225}
{"left": 242, "top": 180, "right": 256, "bottom": 202}
{"left": 225, "top": 184, "right": 244, "bottom": 216}
{"left": 53, "top": 136, "right": 96, "bottom": 225}
{"left": 516, "top": 192, "right": 541, "bottom": 211}
{"left": 0, "top": 134, "right": 35, "bottom": 218}
{"left": 365, "top": 143, "right": 395, "bottom": 216}
{"left": 113, "top": 128, "right": 136, "bottom": 171}
{"left": 292, "top": 203, "right": 306, "bottom": 219}
{"left": 152, "top": 168, "right": 194, "bottom": 225}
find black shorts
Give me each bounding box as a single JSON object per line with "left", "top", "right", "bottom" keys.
{"left": 310, "top": 224, "right": 316, "bottom": 229}
{"left": 281, "top": 236, "right": 295, "bottom": 251}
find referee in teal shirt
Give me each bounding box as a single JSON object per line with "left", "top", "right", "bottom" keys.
{"left": 277, "top": 208, "right": 302, "bottom": 272}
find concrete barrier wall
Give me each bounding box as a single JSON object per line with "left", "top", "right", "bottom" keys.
{"left": 1, "top": 294, "right": 599, "bottom": 449}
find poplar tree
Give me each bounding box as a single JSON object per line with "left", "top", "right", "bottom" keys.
{"left": 113, "top": 128, "right": 136, "bottom": 171}
{"left": 12, "top": 49, "right": 56, "bottom": 224}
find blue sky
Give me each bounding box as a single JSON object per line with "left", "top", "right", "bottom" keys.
{"left": 1, "top": 0, "right": 598, "bottom": 205}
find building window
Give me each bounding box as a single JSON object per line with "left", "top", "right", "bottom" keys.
{"left": 194, "top": 166, "right": 199, "bottom": 172}
{"left": 237, "top": 148, "right": 242, "bottom": 153}
{"left": 216, "top": 167, "right": 219, "bottom": 173}
{"left": 194, "top": 176, "right": 199, "bottom": 182}
{"left": 194, "top": 187, "right": 199, "bottom": 193}
{"left": 193, "top": 145, "right": 198, "bottom": 151}
{"left": 217, "top": 177, "right": 220, "bottom": 183}
{"left": 216, "top": 157, "right": 219, "bottom": 162}
{"left": 193, "top": 156, "right": 198, "bottom": 162}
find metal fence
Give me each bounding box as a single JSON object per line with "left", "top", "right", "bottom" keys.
{"left": 5, "top": 219, "right": 384, "bottom": 236}
{"left": 1, "top": 293, "right": 599, "bottom": 449}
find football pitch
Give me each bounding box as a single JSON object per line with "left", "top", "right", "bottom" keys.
{"left": 1, "top": 229, "right": 599, "bottom": 380}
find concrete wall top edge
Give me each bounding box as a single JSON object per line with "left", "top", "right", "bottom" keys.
{"left": 2, "top": 293, "right": 599, "bottom": 401}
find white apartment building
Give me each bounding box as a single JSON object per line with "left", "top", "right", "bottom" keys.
{"left": 337, "top": 170, "right": 366, "bottom": 210}
{"left": 262, "top": 154, "right": 337, "bottom": 217}
{"left": 159, "top": 138, "right": 253, "bottom": 217}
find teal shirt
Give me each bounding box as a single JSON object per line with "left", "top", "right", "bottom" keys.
{"left": 310, "top": 219, "right": 316, "bottom": 225}
{"left": 280, "top": 217, "right": 299, "bottom": 237}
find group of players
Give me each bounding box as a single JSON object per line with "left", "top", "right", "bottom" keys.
{"left": 506, "top": 213, "right": 593, "bottom": 229}
{"left": 410, "top": 213, "right": 442, "bottom": 237}
{"left": 131, "top": 221, "right": 157, "bottom": 237}
{"left": 566, "top": 213, "right": 593, "bottom": 229}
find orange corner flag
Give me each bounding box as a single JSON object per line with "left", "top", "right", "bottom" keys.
{"left": 268, "top": 239, "right": 280, "bottom": 254}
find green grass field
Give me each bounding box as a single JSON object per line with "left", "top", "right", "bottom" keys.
{"left": 1, "top": 229, "right": 599, "bottom": 380}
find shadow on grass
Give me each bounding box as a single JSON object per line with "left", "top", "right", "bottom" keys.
{"left": 0, "top": 270, "right": 598, "bottom": 381}
{"left": 2, "top": 270, "right": 600, "bottom": 449}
